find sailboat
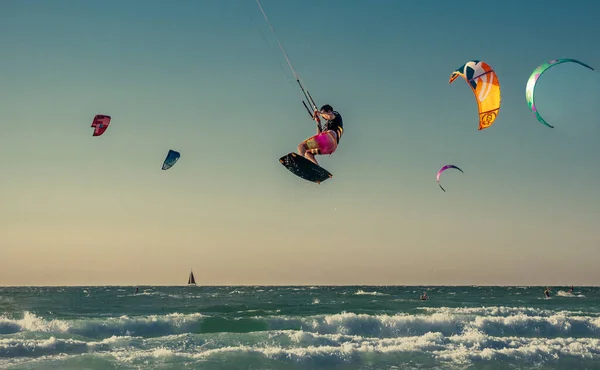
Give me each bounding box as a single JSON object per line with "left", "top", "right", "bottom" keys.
{"left": 187, "top": 269, "right": 197, "bottom": 286}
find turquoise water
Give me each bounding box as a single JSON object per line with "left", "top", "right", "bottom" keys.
{"left": 1, "top": 286, "right": 599, "bottom": 369}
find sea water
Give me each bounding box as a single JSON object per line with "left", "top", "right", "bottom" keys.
{"left": 0, "top": 286, "right": 598, "bottom": 369}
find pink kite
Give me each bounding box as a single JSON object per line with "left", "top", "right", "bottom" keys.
{"left": 91, "top": 114, "right": 111, "bottom": 137}
{"left": 436, "top": 165, "right": 464, "bottom": 192}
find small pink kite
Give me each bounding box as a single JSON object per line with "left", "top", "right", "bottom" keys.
{"left": 436, "top": 165, "right": 464, "bottom": 192}
{"left": 91, "top": 114, "right": 111, "bottom": 137}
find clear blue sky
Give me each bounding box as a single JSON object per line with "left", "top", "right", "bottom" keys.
{"left": 1, "top": 0, "right": 599, "bottom": 285}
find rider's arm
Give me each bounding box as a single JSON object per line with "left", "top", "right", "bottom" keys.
{"left": 313, "top": 110, "right": 323, "bottom": 133}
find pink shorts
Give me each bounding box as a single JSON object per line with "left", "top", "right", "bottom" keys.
{"left": 303, "top": 131, "right": 338, "bottom": 155}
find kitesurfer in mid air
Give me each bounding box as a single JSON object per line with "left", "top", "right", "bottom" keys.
{"left": 297, "top": 104, "right": 343, "bottom": 166}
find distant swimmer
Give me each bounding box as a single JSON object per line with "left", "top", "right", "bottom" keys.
{"left": 134, "top": 287, "right": 139, "bottom": 294}
{"left": 568, "top": 286, "right": 574, "bottom": 294}
{"left": 420, "top": 292, "right": 429, "bottom": 300}
{"left": 544, "top": 288, "right": 551, "bottom": 298}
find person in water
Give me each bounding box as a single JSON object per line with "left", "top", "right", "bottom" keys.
{"left": 544, "top": 288, "right": 551, "bottom": 298}
{"left": 568, "top": 286, "right": 574, "bottom": 293}
{"left": 297, "top": 104, "right": 343, "bottom": 166}
{"left": 420, "top": 292, "right": 429, "bottom": 300}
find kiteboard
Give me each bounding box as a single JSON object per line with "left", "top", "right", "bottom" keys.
{"left": 279, "top": 152, "right": 332, "bottom": 184}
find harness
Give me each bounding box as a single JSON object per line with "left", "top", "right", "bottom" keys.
{"left": 325, "top": 111, "right": 343, "bottom": 144}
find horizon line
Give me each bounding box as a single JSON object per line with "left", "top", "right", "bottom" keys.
{"left": 0, "top": 284, "right": 592, "bottom": 288}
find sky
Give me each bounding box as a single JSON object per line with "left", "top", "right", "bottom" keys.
{"left": 1, "top": 0, "right": 600, "bottom": 286}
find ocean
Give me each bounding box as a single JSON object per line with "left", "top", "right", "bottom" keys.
{"left": 0, "top": 286, "right": 598, "bottom": 369}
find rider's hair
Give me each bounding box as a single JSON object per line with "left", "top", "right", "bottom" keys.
{"left": 320, "top": 104, "right": 333, "bottom": 112}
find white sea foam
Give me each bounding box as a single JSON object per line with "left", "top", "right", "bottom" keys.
{"left": 3, "top": 303, "right": 600, "bottom": 368}
{"left": 354, "top": 290, "right": 388, "bottom": 296}
{"left": 46, "top": 329, "right": 599, "bottom": 368}
{"left": 0, "top": 311, "right": 206, "bottom": 338}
